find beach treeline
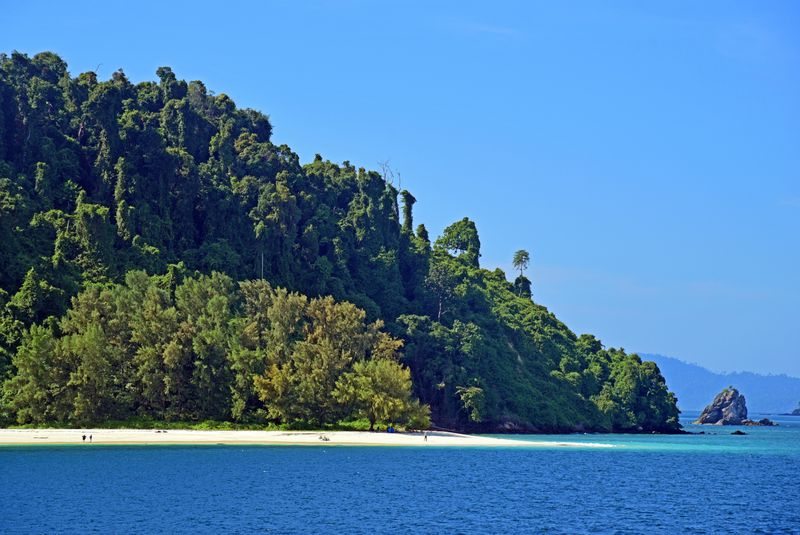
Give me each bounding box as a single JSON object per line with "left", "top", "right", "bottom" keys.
{"left": 0, "top": 52, "right": 679, "bottom": 432}
{"left": 4, "top": 272, "right": 428, "bottom": 429}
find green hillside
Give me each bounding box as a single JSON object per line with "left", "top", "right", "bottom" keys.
{"left": 0, "top": 51, "right": 680, "bottom": 432}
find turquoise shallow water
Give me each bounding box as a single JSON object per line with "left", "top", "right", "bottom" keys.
{"left": 2, "top": 413, "right": 799, "bottom": 534}
{"left": 497, "top": 412, "right": 800, "bottom": 455}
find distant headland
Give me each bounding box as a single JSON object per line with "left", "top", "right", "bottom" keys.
{"left": 642, "top": 354, "right": 800, "bottom": 414}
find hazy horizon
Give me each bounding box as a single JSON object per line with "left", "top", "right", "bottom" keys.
{"left": 641, "top": 352, "right": 800, "bottom": 379}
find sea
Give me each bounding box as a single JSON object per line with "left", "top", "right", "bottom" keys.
{"left": 2, "top": 412, "right": 799, "bottom": 534}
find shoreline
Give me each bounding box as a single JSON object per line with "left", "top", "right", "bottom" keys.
{"left": 0, "top": 428, "right": 613, "bottom": 448}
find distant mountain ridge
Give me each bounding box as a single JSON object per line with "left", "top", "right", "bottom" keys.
{"left": 642, "top": 354, "right": 800, "bottom": 413}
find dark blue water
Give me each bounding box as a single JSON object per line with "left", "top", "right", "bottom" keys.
{"left": 3, "top": 414, "right": 799, "bottom": 534}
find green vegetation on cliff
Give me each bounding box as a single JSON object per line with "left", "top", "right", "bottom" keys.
{"left": 0, "top": 51, "right": 680, "bottom": 432}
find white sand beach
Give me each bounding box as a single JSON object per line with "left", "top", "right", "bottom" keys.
{"left": 0, "top": 428, "right": 612, "bottom": 448}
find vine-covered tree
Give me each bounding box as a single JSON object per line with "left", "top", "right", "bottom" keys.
{"left": 434, "top": 218, "right": 481, "bottom": 268}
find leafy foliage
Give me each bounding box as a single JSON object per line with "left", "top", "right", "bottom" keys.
{"left": 0, "top": 52, "right": 680, "bottom": 432}
{"left": 2, "top": 272, "right": 422, "bottom": 427}
{"left": 512, "top": 250, "right": 530, "bottom": 276}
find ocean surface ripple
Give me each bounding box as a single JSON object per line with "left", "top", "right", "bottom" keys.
{"left": 2, "top": 413, "right": 799, "bottom": 534}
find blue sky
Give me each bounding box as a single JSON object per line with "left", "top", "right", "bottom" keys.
{"left": 3, "top": 1, "right": 799, "bottom": 376}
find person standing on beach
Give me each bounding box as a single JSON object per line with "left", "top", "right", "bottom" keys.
{"left": 89, "top": 434, "right": 92, "bottom": 443}
{"left": 82, "top": 434, "right": 86, "bottom": 442}
{"left": 424, "top": 431, "right": 428, "bottom": 442}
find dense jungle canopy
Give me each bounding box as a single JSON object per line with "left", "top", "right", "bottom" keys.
{"left": 0, "top": 51, "right": 680, "bottom": 432}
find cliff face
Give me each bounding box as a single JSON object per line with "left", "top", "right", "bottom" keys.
{"left": 693, "top": 388, "right": 748, "bottom": 425}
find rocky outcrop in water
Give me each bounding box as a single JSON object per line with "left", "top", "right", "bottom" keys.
{"left": 694, "top": 388, "right": 748, "bottom": 425}
{"left": 694, "top": 388, "right": 777, "bottom": 426}
{"left": 743, "top": 418, "right": 776, "bottom": 426}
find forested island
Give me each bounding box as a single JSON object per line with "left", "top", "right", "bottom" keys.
{"left": 0, "top": 51, "right": 680, "bottom": 433}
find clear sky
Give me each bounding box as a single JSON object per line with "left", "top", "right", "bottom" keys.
{"left": 3, "top": 1, "right": 799, "bottom": 376}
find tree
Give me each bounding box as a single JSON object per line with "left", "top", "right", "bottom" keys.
{"left": 512, "top": 249, "right": 532, "bottom": 298}
{"left": 129, "top": 281, "right": 180, "bottom": 417}
{"left": 253, "top": 295, "right": 399, "bottom": 426}
{"left": 334, "top": 358, "right": 417, "bottom": 431}
{"left": 228, "top": 279, "right": 276, "bottom": 420}
{"left": 2, "top": 323, "right": 69, "bottom": 424}
{"left": 425, "top": 262, "right": 457, "bottom": 321}
{"left": 434, "top": 218, "right": 481, "bottom": 267}
{"left": 512, "top": 250, "right": 530, "bottom": 277}
{"left": 400, "top": 190, "right": 416, "bottom": 233}
{"left": 175, "top": 273, "right": 235, "bottom": 420}
{"left": 64, "top": 323, "right": 116, "bottom": 423}
{"left": 456, "top": 385, "right": 485, "bottom": 423}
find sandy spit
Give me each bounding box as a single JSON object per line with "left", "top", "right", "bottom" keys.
{"left": 0, "top": 428, "right": 613, "bottom": 448}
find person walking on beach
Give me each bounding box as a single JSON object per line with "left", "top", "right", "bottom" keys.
{"left": 82, "top": 434, "right": 86, "bottom": 442}
{"left": 424, "top": 431, "right": 428, "bottom": 442}
{"left": 89, "top": 434, "right": 92, "bottom": 443}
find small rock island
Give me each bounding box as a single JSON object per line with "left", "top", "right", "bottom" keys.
{"left": 693, "top": 387, "right": 775, "bottom": 426}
